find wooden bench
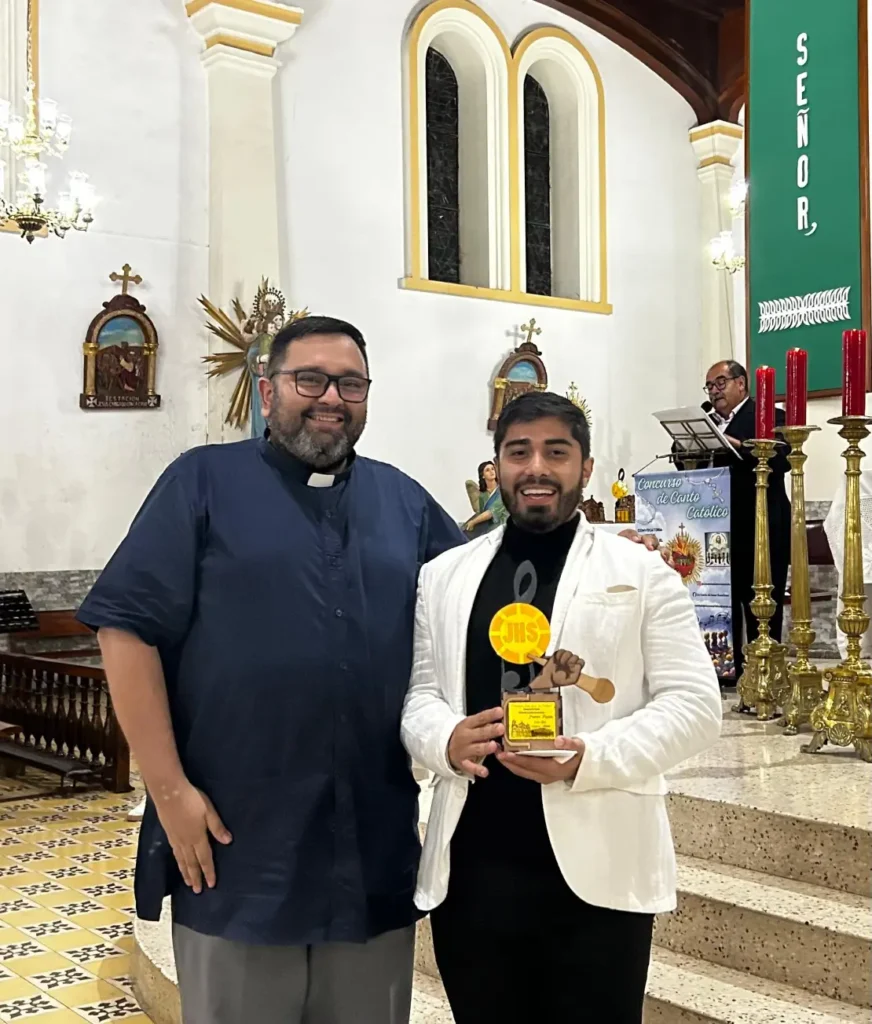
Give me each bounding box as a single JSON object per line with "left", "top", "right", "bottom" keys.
{"left": 0, "top": 652, "right": 131, "bottom": 793}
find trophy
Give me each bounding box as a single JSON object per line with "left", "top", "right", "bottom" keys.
{"left": 490, "top": 567, "right": 615, "bottom": 753}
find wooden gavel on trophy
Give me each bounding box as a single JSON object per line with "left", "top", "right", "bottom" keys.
{"left": 529, "top": 650, "right": 615, "bottom": 704}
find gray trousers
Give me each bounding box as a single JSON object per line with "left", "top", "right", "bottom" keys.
{"left": 172, "top": 923, "right": 415, "bottom": 1024}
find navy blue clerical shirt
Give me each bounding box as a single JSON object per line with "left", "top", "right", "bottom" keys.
{"left": 77, "top": 437, "right": 463, "bottom": 946}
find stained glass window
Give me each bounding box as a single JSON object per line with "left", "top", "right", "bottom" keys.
{"left": 524, "top": 75, "right": 552, "bottom": 297}
{"left": 425, "top": 48, "right": 460, "bottom": 284}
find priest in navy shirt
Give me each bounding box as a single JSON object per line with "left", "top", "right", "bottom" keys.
{"left": 77, "top": 316, "right": 462, "bottom": 1024}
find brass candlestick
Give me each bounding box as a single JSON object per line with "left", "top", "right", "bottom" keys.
{"left": 779, "top": 425, "right": 824, "bottom": 734}
{"left": 803, "top": 416, "right": 872, "bottom": 761}
{"left": 734, "top": 438, "right": 788, "bottom": 719}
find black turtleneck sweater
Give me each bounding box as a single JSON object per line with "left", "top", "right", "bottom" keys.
{"left": 449, "top": 514, "right": 580, "bottom": 873}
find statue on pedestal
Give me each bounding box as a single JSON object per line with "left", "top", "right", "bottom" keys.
{"left": 199, "top": 278, "right": 308, "bottom": 435}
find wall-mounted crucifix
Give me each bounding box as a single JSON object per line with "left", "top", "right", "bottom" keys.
{"left": 109, "top": 263, "right": 142, "bottom": 296}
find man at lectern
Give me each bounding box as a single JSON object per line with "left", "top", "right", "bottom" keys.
{"left": 701, "top": 360, "right": 790, "bottom": 680}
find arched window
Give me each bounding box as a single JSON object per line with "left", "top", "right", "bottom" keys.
{"left": 406, "top": 2, "right": 512, "bottom": 291}
{"left": 425, "top": 48, "right": 460, "bottom": 284}
{"left": 405, "top": 7, "right": 608, "bottom": 313}
{"left": 523, "top": 75, "right": 552, "bottom": 296}
{"left": 516, "top": 30, "right": 606, "bottom": 306}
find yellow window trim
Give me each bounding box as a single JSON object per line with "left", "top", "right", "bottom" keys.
{"left": 401, "top": 277, "right": 613, "bottom": 315}
{"left": 406, "top": 2, "right": 610, "bottom": 314}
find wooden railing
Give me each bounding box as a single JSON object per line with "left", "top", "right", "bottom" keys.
{"left": 0, "top": 652, "right": 131, "bottom": 793}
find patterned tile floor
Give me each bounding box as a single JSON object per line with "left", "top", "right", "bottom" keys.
{"left": 0, "top": 786, "right": 150, "bottom": 1023}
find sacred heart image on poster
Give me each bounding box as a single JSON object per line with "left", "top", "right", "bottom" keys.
{"left": 663, "top": 523, "right": 703, "bottom": 585}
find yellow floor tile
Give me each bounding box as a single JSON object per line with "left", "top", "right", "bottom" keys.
{"left": 57, "top": 873, "right": 113, "bottom": 893}
{"left": 0, "top": 975, "right": 41, "bottom": 1000}
{"left": 52, "top": 976, "right": 127, "bottom": 1008}
{"left": 0, "top": 783, "right": 150, "bottom": 1021}
{"left": 38, "top": 930, "right": 99, "bottom": 954}
{"left": 0, "top": 908, "right": 64, "bottom": 926}
{"left": 30, "top": 890, "right": 91, "bottom": 910}
{"left": 97, "top": 894, "right": 136, "bottom": 910}
{"left": 68, "top": 910, "right": 127, "bottom": 929}
{"left": 12, "top": 1011, "right": 88, "bottom": 1024}
{"left": 87, "top": 954, "right": 132, "bottom": 978}
{"left": 9, "top": 950, "right": 83, "bottom": 975}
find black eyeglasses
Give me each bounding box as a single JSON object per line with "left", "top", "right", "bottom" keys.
{"left": 271, "top": 370, "right": 371, "bottom": 403}
{"left": 703, "top": 375, "right": 739, "bottom": 394}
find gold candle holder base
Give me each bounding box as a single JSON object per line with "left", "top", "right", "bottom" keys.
{"left": 803, "top": 416, "right": 872, "bottom": 762}
{"left": 782, "top": 664, "right": 825, "bottom": 735}
{"left": 733, "top": 438, "right": 789, "bottom": 721}
{"left": 735, "top": 638, "right": 788, "bottom": 720}
{"left": 778, "top": 424, "right": 824, "bottom": 735}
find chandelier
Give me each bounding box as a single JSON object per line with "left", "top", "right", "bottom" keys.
{"left": 709, "top": 230, "right": 745, "bottom": 274}
{"left": 0, "top": 0, "right": 97, "bottom": 243}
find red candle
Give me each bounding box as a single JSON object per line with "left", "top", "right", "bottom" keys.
{"left": 785, "top": 348, "right": 808, "bottom": 426}
{"left": 843, "top": 329, "right": 867, "bottom": 416}
{"left": 755, "top": 365, "right": 775, "bottom": 438}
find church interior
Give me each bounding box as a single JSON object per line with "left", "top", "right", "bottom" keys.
{"left": 0, "top": 0, "right": 870, "bottom": 1021}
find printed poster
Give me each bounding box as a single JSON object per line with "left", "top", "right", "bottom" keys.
{"left": 635, "top": 468, "right": 734, "bottom": 684}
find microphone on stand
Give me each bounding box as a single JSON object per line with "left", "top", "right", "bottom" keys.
{"left": 701, "top": 400, "right": 714, "bottom": 414}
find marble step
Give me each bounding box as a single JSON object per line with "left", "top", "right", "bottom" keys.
{"left": 655, "top": 856, "right": 872, "bottom": 1008}
{"left": 411, "top": 946, "right": 871, "bottom": 1024}
{"left": 646, "top": 948, "right": 871, "bottom": 1024}
{"left": 667, "top": 791, "right": 871, "bottom": 897}
{"left": 411, "top": 971, "right": 453, "bottom": 1024}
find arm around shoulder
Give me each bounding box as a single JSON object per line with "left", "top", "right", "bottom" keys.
{"left": 401, "top": 565, "right": 465, "bottom": 779}
{"left": 572, "top": 556, "right": 722, "bottom": 793}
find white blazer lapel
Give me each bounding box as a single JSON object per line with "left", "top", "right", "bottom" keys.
{"left": 548, "top": 518, "right": 595, "bottom": 650}
{"left": 450, "top": 529, "right": 503, "bottom": 709}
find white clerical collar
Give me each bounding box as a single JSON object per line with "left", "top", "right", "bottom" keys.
{"left": 307, "top": 473, "right": 336, "bottom": 488}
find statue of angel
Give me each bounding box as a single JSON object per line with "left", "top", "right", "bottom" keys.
{"left": 200, "top": 278, "right": 308, "bottom": 437}
{"left": 462, "top": 460, "right": 508, "bottom": 539}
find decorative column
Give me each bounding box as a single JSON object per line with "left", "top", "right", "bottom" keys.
{"left": 186, "top": 0, "right": 303, "bottom": 443}
{"left": 689, "top": 120, "right": 743, "bottom": 375}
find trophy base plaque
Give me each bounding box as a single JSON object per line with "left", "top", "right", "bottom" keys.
{"left": 502, "top": 691, "right": 561, "bottom": 753}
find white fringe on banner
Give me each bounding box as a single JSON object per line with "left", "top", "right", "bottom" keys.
{"left": 757, "top": 287, "right": 851, "bottom": 333}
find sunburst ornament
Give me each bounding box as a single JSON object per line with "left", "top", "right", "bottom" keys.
{"left": 663, "top": 523, "right": 703, "bottom": 586}
{"left": 199, "top": 279, "right": 308, "bottom": 431}
{"left": 566, "top": 382, "right": 592, "bottom": 429}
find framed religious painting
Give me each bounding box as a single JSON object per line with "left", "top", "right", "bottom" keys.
{"left": 80, "top": 265, "right": 161, "bottom": 410}
{"left": 487, "top": 319, "right": 548, "bottom": 430}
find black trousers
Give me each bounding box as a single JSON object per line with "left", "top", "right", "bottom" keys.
{"left": 430, "top": 856, "right": 654, "bottom": 1024}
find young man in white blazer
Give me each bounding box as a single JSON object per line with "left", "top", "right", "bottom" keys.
{"left": 401, "top": 392, "right": 722, "bottom": 1023}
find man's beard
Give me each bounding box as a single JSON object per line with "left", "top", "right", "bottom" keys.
{"left": 267, "top": 400, "right": 365, "bottom": 470}
{"left": 503, "top": 477, "right": 584, "bottom": 533}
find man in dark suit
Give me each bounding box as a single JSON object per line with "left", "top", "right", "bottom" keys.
{"left": 703, "top": 360, "right": 791, "bottom": 681}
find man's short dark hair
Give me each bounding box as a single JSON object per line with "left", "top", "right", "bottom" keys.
{"left": 494, "top": 391, "right": 591, "bottom": 462}
{"left": 720, "top": 360, "right": 748, "bottom": 386}
{"left": 266, "top": 315, "right": 369, "bottom": 377}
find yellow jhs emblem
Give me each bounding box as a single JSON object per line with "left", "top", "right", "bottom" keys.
{"left": 488, "top": 602, "right": 551, "bottom": 665}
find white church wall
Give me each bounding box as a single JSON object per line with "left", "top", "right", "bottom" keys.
{"left": 277, "top": 0, "right": 702, "bottom": 522}
{"left": 0, "top": 0, "right": 209, "bottom": 573}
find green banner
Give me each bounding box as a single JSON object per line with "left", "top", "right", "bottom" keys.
{"left": 748, "top": 0, "right": 867, "bottom": 395}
